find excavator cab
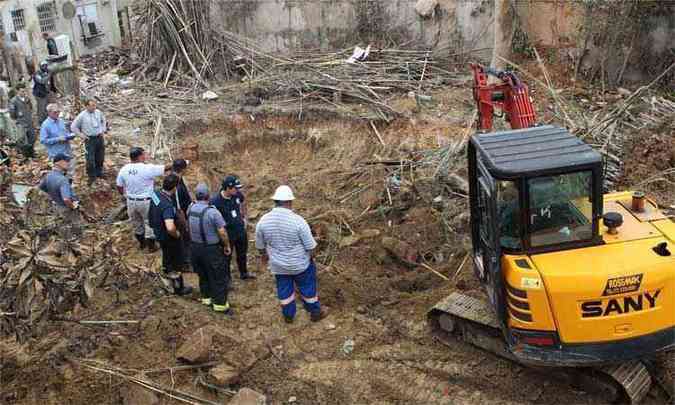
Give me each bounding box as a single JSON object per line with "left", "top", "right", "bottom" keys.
{"left": 468, "top": 125, "right": 604, "bottom": 320}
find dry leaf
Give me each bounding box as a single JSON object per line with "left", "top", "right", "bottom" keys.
{"left": 18, "top": 268, "right": 32, "bottom": 287}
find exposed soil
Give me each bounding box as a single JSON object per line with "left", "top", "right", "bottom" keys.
{"left": 617, "top": 121, "right": 675, "bottom": 206}
{"left": 2, "top": 107, "right": 671, "bottom": 404}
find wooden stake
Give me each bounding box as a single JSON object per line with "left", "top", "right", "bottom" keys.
{"left": 418, "top": 262, "right": 449, "bottom": 281}
{"left": 369, "top": 121, "right": 385, "bottom": 146}
{"left": 453, "top": 254, "right": 470, "bottom": 280}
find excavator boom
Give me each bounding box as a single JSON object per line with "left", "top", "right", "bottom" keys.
{"left": 471, "top": 63, "right": 537, "bottom": 131}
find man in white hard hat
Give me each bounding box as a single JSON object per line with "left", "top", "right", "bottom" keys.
{"left": 255, "top": 185, "right": 326, "bottom": 323}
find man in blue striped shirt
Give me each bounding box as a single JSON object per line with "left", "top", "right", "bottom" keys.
{"left": 255, "top": 185, "right": 326, "bottom": 323}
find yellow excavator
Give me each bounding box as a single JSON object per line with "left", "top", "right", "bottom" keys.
{"left": 428, "top": 64, "right": 674, "bottom": 403}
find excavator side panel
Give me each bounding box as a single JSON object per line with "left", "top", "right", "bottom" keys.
{"left": 501, "top": 255, "right": 557, "bottom": 331}
{"left": 531, "top": 238, "right": 675, "bottom": 344}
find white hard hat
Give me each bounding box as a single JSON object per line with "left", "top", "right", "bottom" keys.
{"left": 271, "top": 185, "right": 295, "bottom": 201}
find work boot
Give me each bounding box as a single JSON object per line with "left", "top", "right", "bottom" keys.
{"left": 172, "top": 275, "right": 193, "bottom": 296}
{"left": 283, "top": 316, "right": 294, "bottom": 324}
{"left": 145, "top": 238, "right": 158, "bottom": 253}
{"left": 240, "top": 272, "right": 256, "bottom": 280}
{"left": 200, "top": 297, "right": 212, "bottom": 306}
{"left": 87, "top": 177, "right": 95, "bottom": 187}
{"left": 213, "top": 302, "right": 233, "bottom": 316}
{"left": 310, "top": 308, "right": 328, "bottom": 322}
{"left": 134, "top": 234, "right": 146, "bottom": 250}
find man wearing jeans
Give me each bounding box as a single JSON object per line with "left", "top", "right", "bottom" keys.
{"left": 116, "top": 147, "right": 170, "bottom": 252}
{"left": 71, "top": 99, "right": 107, "bottom": 186}
{"left": 255, "top": 185, "right": 326, "bottom": 323}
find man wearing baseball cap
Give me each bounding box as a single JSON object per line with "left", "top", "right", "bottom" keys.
{"left": 255, "top": 185, "right": 326, "bottom": 323}
{"left": 211, "top": 176, "right": 255, "bottom": 280}
{"left": 188, "top": 183, "right": 233, "bottom": 314}
{"left": 39, "top": 152, "right": 81, "bottom": 241}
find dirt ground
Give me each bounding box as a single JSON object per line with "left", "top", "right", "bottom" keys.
{"left": 1, "top": 89, "right": 672, "bottom": 405}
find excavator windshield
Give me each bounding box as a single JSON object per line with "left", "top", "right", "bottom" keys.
{"left": 527, "top": 171, "right": 594, "bottom": 247}
{"left": 495, "top": 171, "right": 596, "bottom": 252}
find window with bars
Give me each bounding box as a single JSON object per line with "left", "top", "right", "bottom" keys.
{"left": 11, "top": 9, "right": 26, "bottom": 31}
{"left": 37, "top": 2, "right": 57, "bottom": 33}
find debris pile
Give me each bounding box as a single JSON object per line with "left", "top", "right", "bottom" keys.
{"left": 129, "top": 0, "right": 471, "bottom": 120}
{"left": 0, "top": 225, "right": 146, "bottom": 342}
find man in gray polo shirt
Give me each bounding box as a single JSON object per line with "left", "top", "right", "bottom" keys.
{"left": 71, "top": 99, "right": 108, "bottom": 186}
{"left": 255, "top": 185, "right": 326, "bottom": 323}
{"left": 188, "top": 183, "right": 233, "bottom": 315}
{"left": 39, "top": 153, "right": 81, "bottom": 241}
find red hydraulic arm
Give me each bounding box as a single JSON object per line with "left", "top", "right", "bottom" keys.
{"left": 471, "top": 63, "right": 537, "bottom": 132}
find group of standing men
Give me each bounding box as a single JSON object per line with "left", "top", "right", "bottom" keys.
{"left": 115, "top": 150, "right": 254, "bottom": 313}
{"left": 116, "top": 146, "right": 326, "bottom": 322}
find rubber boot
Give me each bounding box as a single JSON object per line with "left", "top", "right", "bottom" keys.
{"left": 172, "top": 275, "right": 193, "bottom": 296}
{"left": 213, "top": 302, "right": 233, "bottom": 316}
{"left": 145, "top": 238, "right": 158, "bottom": 253}
{"left": 134, "top": 234, "right": 146, "bottom": 250}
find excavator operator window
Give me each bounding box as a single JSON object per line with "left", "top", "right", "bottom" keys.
{"left": 496, "top": 180, "right": 521, "bottom": 250}
{"left": 528, "top": 171, "right": 594, "bottom": 247}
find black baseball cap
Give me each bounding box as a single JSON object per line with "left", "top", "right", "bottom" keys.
{"left": 233, "top": 176, "right": 243, "bottom": 189}
{"left": 130, "top": 147, "right": 144, "bottom": 160}
{"left": 53, "top": 153, "right": 71, "bottom": 163}
{"left": 172, "top": 159, "right": 187, "bottom": 172}
{"left": 221, "top": 175, "right": 237, "bottom": 190}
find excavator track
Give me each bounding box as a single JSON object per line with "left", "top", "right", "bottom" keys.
{"left": 429, "top": 292, "right": 664, "bottom": 404}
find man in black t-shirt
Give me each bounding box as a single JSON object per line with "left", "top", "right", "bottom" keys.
{"left": 211, "top": 176, "right": 256, "bottom": 280}
{"left": 149, "top": 174, "right": 193, "bottom": 295}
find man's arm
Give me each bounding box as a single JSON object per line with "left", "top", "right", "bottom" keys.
{"left": 164, "top": 218, "right": 180, "bottom": 238}
{"left": 145, "top": 164, "right": 170, "bottom": 179}
{"left": 298, "top": 219, "right": 318, "bottom": 252}
{"left": 217, "top": 227, "right": 231, "bottom": 255}
{"left": 100, "top": 111, "right": 108, "bottom": 134}
{"left": 240, "top": 194, "right": 248, "bottom": 222}
{"left": 115, "top": 171, "right": 125, "bottom": 196}
{"left": 40, "top": 124, "right": 65, "bottom": 145}
{"left": 70, "top": 112, "right": 83, "bottom": 137}
{"left": 255, "top": 221, "right": 268, "bottom": 269}
{"left": 60, "top": 182, "right": 77, "bottom": 209}
{"left": 8, "top": 99, "right": 17, "bottom": 119}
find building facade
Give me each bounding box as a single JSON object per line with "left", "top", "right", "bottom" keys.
{"left": 0, "top": 0, "right": 130, "bottom": 65}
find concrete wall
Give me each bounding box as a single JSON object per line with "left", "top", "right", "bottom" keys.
{"left": 210, "top": 0, "right": 496, "bottom": 61}
{"left": 0, "top": 0, "right": 123, "bottom": 63}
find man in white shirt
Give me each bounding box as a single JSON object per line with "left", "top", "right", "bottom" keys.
{"left": 116, "top": 147, "right": 171, "bottom": 252}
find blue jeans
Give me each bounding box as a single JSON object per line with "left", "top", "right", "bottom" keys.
{"left": 275, "top": 261, "right": 320, "bottom": 319}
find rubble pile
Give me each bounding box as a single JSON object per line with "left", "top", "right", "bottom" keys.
{"left": 0, "top": 222, "right": 147, "bottom": 342}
